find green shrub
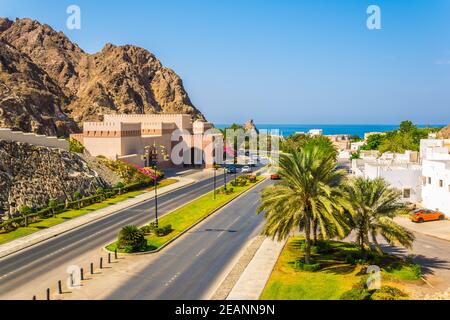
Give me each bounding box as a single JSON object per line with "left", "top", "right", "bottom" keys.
{"left": 370, "top": 286, "right": 408, "bottom": 300}
{"left": 410, "top": 263, "right": 422, "bottom": 279}
{"left": 115, "top": 182, "right": 125, "bottom": 189}
{"left": 155, "top": 224, "right": 173, "bottom": 237}
{"left": 140, "top": 225, "right": 153, "bottom": 234}
{"left": 340, "top": 287, "right": 371, "bottom": 300}
{"left": 315, "top": 241, "right": 332, "bottom": 253}
{"left": 18, "top": 205, "right": 32, "bottom": 215}
{"left": 47, "top": 199, "right": 64, "bottom": 216}
{"left": 117, "top": 225, "right": 147, "bottom": 251}
{"left": 345, "top": 252, "right": 364, "bottom": 265}
{"left": 69, "top": 138, "right": 84, "bottom": 153}
{"left": 295, "top": 260, "right": 321, "bottom": 272}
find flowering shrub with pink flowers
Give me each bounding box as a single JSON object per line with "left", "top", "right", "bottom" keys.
{"left": 97, "top": 157, "right": 163, "bottom": 185}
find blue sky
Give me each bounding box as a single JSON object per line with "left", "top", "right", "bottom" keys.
{"left": 1, "top": 0, "right": 450, "bottom": 124}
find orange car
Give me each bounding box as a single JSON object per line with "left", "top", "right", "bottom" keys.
{"left": 270, "top": 173, "right": 281, "bottom": 180}
{"left": 410, "top": 209, "right": 446, "bottom": 223}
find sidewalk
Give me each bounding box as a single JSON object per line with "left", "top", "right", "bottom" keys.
{"left": 227, "top": 237, "right": 287, "bottom": 300}
{"left": 0, "top": 177, "right": 196, "bottom": 259}
{"left": 395, "top": 216, "right": 450, "bottom": 242}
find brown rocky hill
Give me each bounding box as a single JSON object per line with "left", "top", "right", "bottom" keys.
{"left": 0, "top": 17, "right": 205, "bottom": 136}
{"left": 437, "top": 125, "right": 450, "bottom": 139}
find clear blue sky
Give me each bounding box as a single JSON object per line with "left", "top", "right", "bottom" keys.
{"left": 1, "top": 0, "right": 450, "bottom": 124}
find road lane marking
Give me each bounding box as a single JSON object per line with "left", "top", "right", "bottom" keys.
{"left": 196, "top": 249, "right": 206, "bottom": 257}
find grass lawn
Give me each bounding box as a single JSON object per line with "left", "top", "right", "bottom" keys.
{"left": 260, "top": 237, "right": 421, "bottom": 300}
{"left": 0, "top": 179, "right": 178, "bottom": 246}
{"left": 106, "top": 176, "right": 264, "bottom": 253}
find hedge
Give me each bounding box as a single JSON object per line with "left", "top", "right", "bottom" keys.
{"left": 0, "top": 179, "right": 157, "bottom": 233}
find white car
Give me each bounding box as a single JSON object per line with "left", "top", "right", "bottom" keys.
{"left": 241, "top": 166, "right": 252, "bottom": 173}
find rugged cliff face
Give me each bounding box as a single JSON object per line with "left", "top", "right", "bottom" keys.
{"left": 437, "top": 125, "right": 450, "bottom": 139}
{"left": 0, "top": 17, "right": 205, "bottom": 136}
{"left": 0, "top": 140, "right": 107, "bottom": 218}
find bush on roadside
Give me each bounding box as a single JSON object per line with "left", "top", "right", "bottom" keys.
{"left": 18, "top": 205, "right": 32, "bottom": 215}
{"left": 73, "top": 191, "right": 82, "bottom": 200}
{"left": 295, "top": 260, "right": 321, "bottom": 272}
{"left": 340, "top": 287, "right": 371, "bottom": 300}
{"left": 140, "top": 225, "right": 153, "bottom": 234}
{"left": 370, "top": 286, "right": 408, "bottom": 300}
{"left": 155, "top": 224, "right": 173, "bottom": 237}
{"left": 117, "top": 225, "right": 147, "bottom": 252}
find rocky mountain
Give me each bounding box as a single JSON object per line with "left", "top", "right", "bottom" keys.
{"left": 0, "top": 139, "right": 107, "bottom": 218}
{"left": 0, "top": 17, "right": 205, "bottom": 136}
{"left": 244, "top": 119, "right": 259, "bottom": 133}
{"left": 437, "top": 125, "right": 450, "bottom": 139}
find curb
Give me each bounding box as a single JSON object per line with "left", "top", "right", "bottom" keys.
{"left": 0, "top": 179, "right": 196, "bottom": 260}
{"left": 104, "top": 174, "right": 267, "bottom": 256}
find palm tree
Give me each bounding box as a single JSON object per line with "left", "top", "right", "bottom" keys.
{"left": 257, "top": 146, "right": 350, "bottom": 264}
{"left": 343, "top": 177, "right": 415, "bottom": 258}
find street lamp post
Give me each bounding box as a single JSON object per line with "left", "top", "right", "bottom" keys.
{"left": 146, "top": 144, "right": 168, "bottom": 228}
{"left": 213, "top": 165, "right": 217, "bottom": 199}
{"left": 223, "top": 166, "right": 227, "bottom": 191}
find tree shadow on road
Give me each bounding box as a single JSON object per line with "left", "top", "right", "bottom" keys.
{"left": 379, "top": 244, "right": 449, "bottom": 276}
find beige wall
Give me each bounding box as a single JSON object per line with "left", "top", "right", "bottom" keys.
{"left": 83, "top": 137, "right": 122, "bottom": 158}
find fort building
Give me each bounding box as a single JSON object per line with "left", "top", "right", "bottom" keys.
{"left": 70, "top": 114, "right": 220, "bottom": 168}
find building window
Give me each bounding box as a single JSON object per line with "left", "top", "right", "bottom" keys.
{"left": 428, "top": 177, "right": 431, "bottom": 184}
{"left": 403, "top": 188, "right": 411, "bottom": 199}
{"left": 422, "top": 176, "right": 427, "bottom": 186}
{"left": 439, "top": 180, "right": 443, "bottom": 187}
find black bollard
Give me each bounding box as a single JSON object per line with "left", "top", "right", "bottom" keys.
{"left": 108, "top": 253, "right": 111, "bottom": 264}
{"left": 46, "top": 288, "right": 50, "bottom": 300}
{"left": 58, "top": 280, "right": 62, "bottom": 294}
{"left": 90, "top": 262, "right": 94, "bottom": 275}
{"left": 80, "top": 267, "right": 84, "bottom": 280}
{"left": 100, "top": 257, "right": 103, "bottom": 269}
{"left": 114, "top": 249, "right": 118, "bottom": 259}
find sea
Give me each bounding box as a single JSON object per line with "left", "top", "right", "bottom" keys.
{"left": 214, "top": 124, "right": 445, "bottom": 138}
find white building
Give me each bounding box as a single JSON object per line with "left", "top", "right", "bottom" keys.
{"left": 308, "top": 129, "right": 323, "bottom": 136}
{"left": 420, "top": 139, "right": 450, "bottom": 161}
{"left": 352, "top": 160, "right": 422, "bottom": 204}
{"left": 422, "top": 159, "right": 450, "bottom": 216}
{"left": 350, "top": 141, "right": 365, "bottom": 152}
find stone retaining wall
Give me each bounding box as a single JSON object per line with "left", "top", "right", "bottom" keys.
{"left": 0, "top": 128, "right": 69, "bottom": 150}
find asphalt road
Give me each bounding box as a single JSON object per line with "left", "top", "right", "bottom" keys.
{"left": 0, "top": 171, "right": 246, "bottom": 298}
{"left": 380, "top": 232, "right": 450, "bottom": 292}
{"left": 106, "top": 179, "right": 271, "bottom": 300}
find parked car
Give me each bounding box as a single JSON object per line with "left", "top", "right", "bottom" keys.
{"left": 225, "top": 165, "right": 237, "bottom": 174}
{"left": 270, "top": 173, "right": 281, "bottom": 180}
{"left": 410, "top": 209, "right": 446, "bottom": 223}
{"left": 241, "top": 166, "right": 252, "bottom": 173}
{"left": 247, "top": 160, "right": 256, "bottom": 167}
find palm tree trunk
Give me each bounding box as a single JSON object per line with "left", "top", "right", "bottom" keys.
{"left": 304, "top": 217, "right": 311, "bottom": 264}
{"left": 359, "top": 231, "right": 367, "bottom": 260}
{"left": 312, "top": 219, "right": 318, "bottom": 245}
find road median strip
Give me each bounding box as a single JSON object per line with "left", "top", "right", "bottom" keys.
{"left": 105, "top": 175, "right": 266, "bottom": 255}
{"left": 0, "top": 178, "right": 196, "bottom": 259}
